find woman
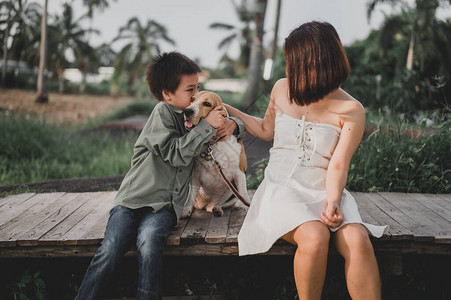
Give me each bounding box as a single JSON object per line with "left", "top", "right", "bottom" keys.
{"left": 225, "top": 21, "right": 387, "bottom": 299}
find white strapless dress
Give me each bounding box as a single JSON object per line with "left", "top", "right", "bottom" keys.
{"left": 238, "top": 113, "right": 388, "bottom": 256}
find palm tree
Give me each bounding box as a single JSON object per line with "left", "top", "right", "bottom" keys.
{"left": 50, "top": 2, "right": 95, "bottom": 94}
{"left": 1, "top": 0, "right": 13, "bottom": 85}
{"left": 243, "top": 0, "right": 267, "bottom": 110}
{"left": 367, "top": 0, "right": 451, "bottom": 73}
{"left": 111, "top": 17, "right": 175, "bottom": 93}
{"left": 9, "top": 0, "right": 41, "bottom": 78}
{"left": 35, "top": 0, "right": 47, "bottom": 103}
{"left": 209, "top": 0, "right": 254, "bottom": 71}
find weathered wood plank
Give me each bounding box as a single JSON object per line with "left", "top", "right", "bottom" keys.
{"left": 8, "top": 193, "right": 81, "bottom": 246}
{"left": 39, "top": 192, "right": 108, "bottom": 245}
{"left": 167, "top": 217, "right": 189, "bottom": 246}
{"left": 205, "top": 208, "right": 231, "bottom": 244}
{"left": 352, "top": 192, "right": 384, "bottom": 226}
{"left": 355, "top": 193, "right": 413, "bottom": 240}
{"left": 408, "top": 193, "right": 451, "bottom": 222}
{"left": 16, "top": 193, "right": 94, "bottom": 246}
{"left": 0, "top": 193, "right": 64, "bottom": 228}
{"left": 379, "top": 192, "right": 450, "bottom": 243}
{"left": 0, "top": 193, "right": 66, "bottom": 247}
{"left": 225, "top": 206, "right": 247, "bottom": 243}
{"left": 181, "top": 209, "right": 211, "bottom": 244}
{"left": 59, "top": 192, "right": 115, "bottom": 245}
{"left": 371, "top": 193, "right": 434, "bottom": 241}
{"left": 0, "top": 193, "right": 35, "bottom": 209}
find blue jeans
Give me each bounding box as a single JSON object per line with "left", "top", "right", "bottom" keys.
{"left": 76, "top": 205, "right": 176, "bottom": 300}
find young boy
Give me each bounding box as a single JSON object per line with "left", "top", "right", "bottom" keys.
{"left": 76, "top": 52, "right": 241, "bottom": 300}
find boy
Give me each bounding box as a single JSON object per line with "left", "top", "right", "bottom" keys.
{"left": 76, "top": 52, "right": 242, "bottom": 300}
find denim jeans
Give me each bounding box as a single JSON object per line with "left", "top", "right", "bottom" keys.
{"left": 76, "top": 204, "right": 176, "bottom": 300}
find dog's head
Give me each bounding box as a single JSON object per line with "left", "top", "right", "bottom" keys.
{"left": 184, "top": 91, "right": 223, "bottom": 130}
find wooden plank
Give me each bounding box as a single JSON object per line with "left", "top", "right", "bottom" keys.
{"left": 433, "top": 194, "right": 451, "bottom": 211}
{"left": 39, "top": 192, "right": 108, "bottom": 245}
{"left": 16, "top": 193, "right": 94, "bottom": 246}
{"left": 225, "top": 191, "right": 254, "bottom": 243}
{"left": 225, "top": 206, "right": 247, "bottom": 243}
{"left": 167, "top": 217, "right": 189, "bottom": 246}
{"left": 59, "top": 192, "right": 115, "bottom": 245}
{"left": 379, "top": 192, "right": 450, "bottom": 242}
{"left": 369, "top": 193, "right": 434, "bottom": 242}
{"left": 0, "top": 193, "right": 65, "bottom": 227}
{"left": 77, "top": 210, "right": 111, "bottom": 245}
{"left": 352, "top": 192, "right": 384, "bottom": 226}
{"left": 205, "top": 208, "right": 231, "bottom": 244}
{"left": 180, "top": 209, "right": 211, "bottom": 244}
{"left": 0, "top": 193, "right": 66, "bottom": 247}
{"left": 355, "top": 192, "right": 413, "bottom": 240}
{"left": 5, "top": 193, "right": 81, "bottom": 247}
{"left": 408, "top": 193, "right": 451, "bottom": 222}
{"left": 0, "top": 193, "right": 35, "bottom": 209}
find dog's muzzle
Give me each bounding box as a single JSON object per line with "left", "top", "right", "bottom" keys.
{"left": 184, "top": 108, "right": 195, "bottom": 129}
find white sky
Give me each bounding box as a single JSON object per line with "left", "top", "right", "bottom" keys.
{"left": 38, "top": 0, "right": 450, "bottom": 68}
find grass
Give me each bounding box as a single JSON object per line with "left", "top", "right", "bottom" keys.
{"left": 0, "top": 113, "right": 136, "bottom": 187}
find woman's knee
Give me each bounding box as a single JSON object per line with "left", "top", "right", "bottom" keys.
{"left": 294, "top": 221, "right": 330, "bottom": 254}
{"left": 336, "top": 224, "right": 374, "bottom": 256}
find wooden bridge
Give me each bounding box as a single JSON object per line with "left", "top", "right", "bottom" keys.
{"left": 0, "top": 191, "right": 450, "bottom": 258}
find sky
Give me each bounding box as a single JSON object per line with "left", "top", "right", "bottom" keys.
{"left": 38, "top": 0, "right": 451, "bottom": 69}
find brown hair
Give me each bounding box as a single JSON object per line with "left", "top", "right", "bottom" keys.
{"left": 284, "top": 21, "right": 350, "bottom": 105}
{"left": 145, "top": 52, "right": 201, "bottom": 101}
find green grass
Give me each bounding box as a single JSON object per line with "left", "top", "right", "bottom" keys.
{"left": 0, "top": 113, "right": 135, "bottom": 187}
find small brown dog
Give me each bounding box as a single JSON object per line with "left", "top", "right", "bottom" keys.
{"left": 182, "top": 91, "right": 249, "bottom": 217}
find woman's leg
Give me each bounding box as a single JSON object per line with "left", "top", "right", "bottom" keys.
{"left": 282, "top": 221, "right": 330, "bottom": 300}
{"left": 334, "top": 223, "right": 381, "bottom": 300}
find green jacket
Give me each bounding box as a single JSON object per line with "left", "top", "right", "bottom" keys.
{"left": 114, "top": 101, "right": 216, "bottom": 221}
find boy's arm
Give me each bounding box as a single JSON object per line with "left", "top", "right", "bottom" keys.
{"left": 142, "top": 108, "right": 216, "bottom": 167}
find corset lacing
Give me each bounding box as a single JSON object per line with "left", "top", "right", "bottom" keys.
{"left": 286, "top": 115, "right": 317, "bottom": 185}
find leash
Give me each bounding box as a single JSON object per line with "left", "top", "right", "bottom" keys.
{"left": 201, "top": 145, "right": 250, "bottom": 207}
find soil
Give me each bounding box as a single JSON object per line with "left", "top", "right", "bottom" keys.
{"left": 0, "top": 88, "right": 134, "bottom": 125}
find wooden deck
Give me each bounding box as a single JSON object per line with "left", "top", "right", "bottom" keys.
{"left": 0, "top": 191, "right": 450, "bottom": 258}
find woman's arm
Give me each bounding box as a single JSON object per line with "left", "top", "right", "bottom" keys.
{"left": 321, "top": 100, "right": 365, "bottom": 227}
{"left": 223, "top": 80, "right": 280, "bottom": 141}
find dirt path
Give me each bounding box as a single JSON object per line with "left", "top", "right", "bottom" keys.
{"left": 0, "top": 88, "right": 135, "bottom": 125}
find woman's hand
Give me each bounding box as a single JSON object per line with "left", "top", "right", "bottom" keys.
{"left": 321, "top": 201, "right": 344, "bottom": 228}
{"left": 214, "top": 118, "right": 237, "bottom": 141}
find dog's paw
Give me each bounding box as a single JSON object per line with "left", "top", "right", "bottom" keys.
{"left": 212, "top": 207, "right": 224, "bottom": 217}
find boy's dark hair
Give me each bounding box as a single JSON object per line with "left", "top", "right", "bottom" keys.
{"left": 146, "top": 52, "right": 201, "bottom": 101}
{"left": 284, "top": 21, "right": 350, "bottom": 106}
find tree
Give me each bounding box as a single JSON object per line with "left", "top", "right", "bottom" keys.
{"left": 243, "top": 0, "right": 267, "bottom": 110}
{"left": 209, "top": 0, "right": 254, "bottom": 72}
{"left": 1, "top": 0, "right": 13, "bottom": 85}
{"left": 8, "top": 0, "right": 41, "bottom": 78}
{"left": 367, "top": 0, "right": 451, "bottom": 74}
{"left": 112, "top": 17, "right": 175, "bottom": 92}
{"left": 49, "top": 2, "right": 95, "bottom": 94}
{"left": 35, "top": 0, "right": 47, "bottom": 103}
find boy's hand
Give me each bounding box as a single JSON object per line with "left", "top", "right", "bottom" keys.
{"left": 214, "top": 118, "right": 237, "bottom": 141}
{"left": 205, "top": 106, "right": 227, "bottom": 129}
